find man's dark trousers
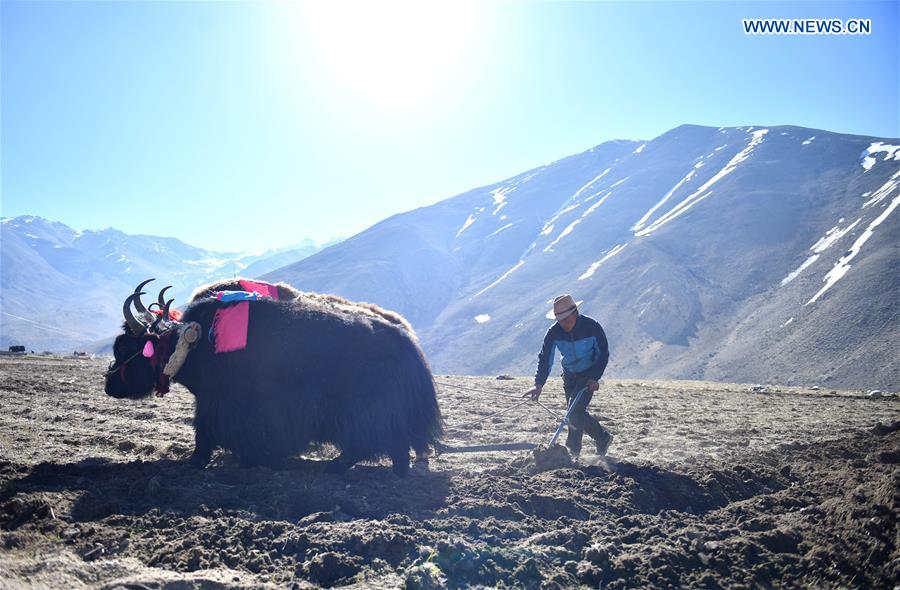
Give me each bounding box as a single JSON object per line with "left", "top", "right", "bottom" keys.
{"left": 562, "top": 372, "right": 609, "bottom": 455}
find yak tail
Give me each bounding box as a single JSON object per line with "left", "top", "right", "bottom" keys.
{"left": 392, "top": 343, "right": 444, "bottom": 453}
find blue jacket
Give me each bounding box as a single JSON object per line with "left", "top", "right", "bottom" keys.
{"left": 534, "top": 314, "right": 609, "bottom": 386}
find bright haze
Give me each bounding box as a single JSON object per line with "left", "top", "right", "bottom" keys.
{"left": 1, "top": 1, "right": 897, "bottom": 252}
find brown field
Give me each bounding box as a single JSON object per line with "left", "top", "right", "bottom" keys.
{"left": 1, "top": 356, "right": 898, "bottom": 589}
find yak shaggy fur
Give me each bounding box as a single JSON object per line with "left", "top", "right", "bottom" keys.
{"left": 192, "top": 278, "right": 416, "bottom": 338}
{"left": 106, "top": 284, "right": 441, "bottom": 476}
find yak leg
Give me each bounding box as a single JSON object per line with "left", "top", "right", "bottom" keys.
{"left": 189, "top": 402, "right": 215, "bottom": 467}
{"left": 190, "top": 427, "right": 214, "bottom": 467}
{"left": 325, "top": 450, "right": 362, "bottom": 474}
{"left": 390, "top": 439, "right": 411, "bottom": 477}
{"left": 413, "top": 442, "right": 430, "bottom": 462}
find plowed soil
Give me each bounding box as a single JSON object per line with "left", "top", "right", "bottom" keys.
{"left": 1, "top": 356, "right": 898, "bottom": 589}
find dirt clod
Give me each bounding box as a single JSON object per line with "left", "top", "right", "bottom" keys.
{"left": 529, "top": 444, "right": 574, "bottom": 473}
{"left": 405, "top": 562, "right": 447, "bottom": 590}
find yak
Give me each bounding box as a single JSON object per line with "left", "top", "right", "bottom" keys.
{"left": 104, "top": 279, "right": 442, "bottom": 476}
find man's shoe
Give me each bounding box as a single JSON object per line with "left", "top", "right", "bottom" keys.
{"left": 595, "top": 431, "right": 613, "bottom": 456}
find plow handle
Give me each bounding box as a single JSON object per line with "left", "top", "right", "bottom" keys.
{"left": 549, "top": 386, "right": 588, "bottom": 446}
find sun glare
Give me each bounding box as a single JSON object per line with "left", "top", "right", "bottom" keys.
{"left": 297, "top": 1, "right": 479, "bottom": 111}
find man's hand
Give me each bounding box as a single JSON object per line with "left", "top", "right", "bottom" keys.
{"left": 587, "top": 379, "right": 600, "bottom": 392}
{"left": 523, "top": 384, "right": 543, "bottom": 401}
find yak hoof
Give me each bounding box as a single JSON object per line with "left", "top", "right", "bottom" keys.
{"left": 391, "top": 451, "right": 411, "bottom": 477}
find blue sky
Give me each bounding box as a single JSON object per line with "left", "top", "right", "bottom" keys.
{"left": 2, "top": 1, "right": 898, "bottom": 252}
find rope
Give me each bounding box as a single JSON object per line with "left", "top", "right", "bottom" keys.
{"left": 466, "top": 397, "right": 533, "bottom": 427}
{"left": 436, "top": 379, "right": 564, "bottom": 427}
{"left": 103, "top": 348, "right": 143, "bottom": 376}
{"left": 434, "top": 380, "right": 525, "bottom": 399}
{"left": 534, "top": 400, "right": 562, "bottom": 420}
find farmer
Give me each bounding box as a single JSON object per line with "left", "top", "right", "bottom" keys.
{"left": 524, "top": 294, "right": 613, "bottom": 456}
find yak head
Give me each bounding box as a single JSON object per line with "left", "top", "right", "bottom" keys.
{"left": 105, "top": 280, "right": 175, "bottom": 399}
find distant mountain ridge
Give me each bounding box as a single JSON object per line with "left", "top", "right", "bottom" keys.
{"left": 265, "top": 124, "right": 900, "bottom": 389}
{"left": 2, "top": 123, "right": 896, "bottom": 389}
{"left": 0, "top": 216, "right": 336, "bottom": 351}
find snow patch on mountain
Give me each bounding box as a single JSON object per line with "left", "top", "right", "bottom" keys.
{"left": 529, "top": 167, "right": 627, "bottom": 242}
{"left": 784, "top": 213, "right": 868, "bottom": 287}
{"left": 808, "top": 193, "right": 900, "bottom": 304}
{"left": 860, "top": 142, "right": 900, "bottom": 171}
{"left": 491, "top": 186, "right": 516, "bottom": 215}
{"left": 781, "top": 255, "right": 819, "bottom": 286}
{"left": 863, "top": 169, "right": 900, "bottom": 208}
{"left": 584, "top": 192, "right": 614, "bottom": 215}
{"left": 635, "top": 129, "right": 768, "bottom": 237}
{"left": 541, "top": 197, "right": 591, "bottom": 240}
{"left": 579, "top": 244, "right": 627, "bottom": 280}
{"left": 543, "top": 218, "right": 582, "bottom": 252}
{"left": 811, "top": 220, "right": 862, "bottom": 253}
{"left": 632, "top": 170, "right": 697, "bottom": 232}
{"left": 802, "top": 136, "right": 816, "bottom": 145}
{"left": 474, "top": 260, "right": 525, "bottom": 297}
{"left": 572, "top": 169, "right": 612, "bottom": 200}
{"left": 544, "top": 191, "right": 616, "bottom": 253}
{"left": 488, "top": 222, "right": 515, "bottom": 237}
{"left": 456, "top": 214, "right": 477, "bottom": 238}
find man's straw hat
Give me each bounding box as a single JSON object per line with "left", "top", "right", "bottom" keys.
{"left": 552, "top": 294, "right": 578, "bottom": 321}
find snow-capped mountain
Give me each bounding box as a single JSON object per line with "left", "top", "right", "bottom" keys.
{"left": 0, "top": 217, "right": 336, "bottom": 351}
{"left": 266, "top": 124, "right": 900, "bottom": 389}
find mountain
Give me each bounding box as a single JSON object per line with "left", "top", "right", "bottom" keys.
{"left": 264, "top": 124, "right": 900, "bottom": 390}
{"left": 0, "top": 217, "right": 335, "bottom": 351}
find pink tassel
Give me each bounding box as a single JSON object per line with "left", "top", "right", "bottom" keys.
{"left": 142, "top": 340, "right": 155, "bottom": 358}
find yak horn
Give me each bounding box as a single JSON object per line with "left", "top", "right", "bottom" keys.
{"left": 132, "top": 279, "right": 155, "bottom": 314}
{"left": 157, "top": 286, "right": 172, "bottom": 311}
{"left": 150, "top": 299, "right": 174, "bottom": 332}
{"left": 123, "top": 292, "right": 149, "bottom": 335}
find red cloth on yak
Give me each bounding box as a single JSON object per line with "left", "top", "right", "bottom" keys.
{"left": 210, "top": 281, "right": 280, "bottom": 353}
{"left": 212, "top": 302, "right": 249, "bottom": 353}
{"left": 239, "top": 279, "right": 280, "bottom": 300}
{"left": 150, "top": 308, "right": 183, "bottom": 321}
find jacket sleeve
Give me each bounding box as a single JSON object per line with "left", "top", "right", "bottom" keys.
{"left": 534, "top": 326, "right": 556, "bottom": 386}
{"left": 587, "top": 318, "right": 610, "bottom": 381}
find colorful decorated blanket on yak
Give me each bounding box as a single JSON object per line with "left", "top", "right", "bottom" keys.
{"left": 210, "top": 280, "right": 281, "bottom": 353}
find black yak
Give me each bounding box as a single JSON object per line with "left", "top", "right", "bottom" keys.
{"left": 104, "top": 279, "right": 442, "bottom": 476}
